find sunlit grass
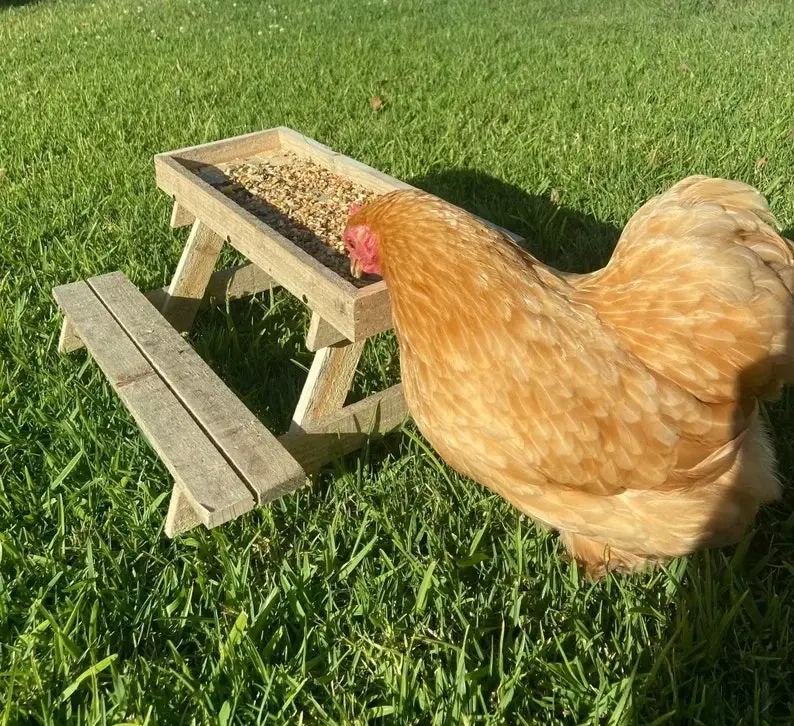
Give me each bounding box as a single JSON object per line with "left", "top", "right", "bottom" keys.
{"left": 1, "top": 0, "right": 794, "bottom": 722}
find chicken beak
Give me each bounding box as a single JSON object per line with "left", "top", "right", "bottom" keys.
{"left": 350, "top": 257, "right": 363, "bottom": 279}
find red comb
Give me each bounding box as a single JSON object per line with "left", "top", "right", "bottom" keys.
{"left": 349, "top": 202, "right": 363, "bottom": 216}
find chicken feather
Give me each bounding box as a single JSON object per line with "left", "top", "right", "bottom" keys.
{"left": 345, "top": 176, "right": 792, "bottom": 576}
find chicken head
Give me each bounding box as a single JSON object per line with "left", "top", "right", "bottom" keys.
{"left": 344, "top": 203, "right": 381, "bottom": 278}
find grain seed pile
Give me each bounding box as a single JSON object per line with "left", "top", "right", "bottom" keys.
{"left": 210, "top": 152, "right": 378, "bottom": 284}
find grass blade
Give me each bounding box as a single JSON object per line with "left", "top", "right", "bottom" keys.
{"left": 59, "top": 655, "right": 118, "bottom": 703}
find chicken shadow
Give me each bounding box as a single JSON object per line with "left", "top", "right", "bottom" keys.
{"left": 411, "top": 168, "right": 792, "bottom": 544}
{"left": 407, "top": 168, "right": 621, "bottom": 272}
{"left": 0, "top": 0, "right": 41, "bottom": 8}
{"left": 409, "top": 168, "right": 794, "bottom": 722}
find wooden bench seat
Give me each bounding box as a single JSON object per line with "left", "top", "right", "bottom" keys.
{"left": 53, "top": 271, "right": 305, "bottom": 536}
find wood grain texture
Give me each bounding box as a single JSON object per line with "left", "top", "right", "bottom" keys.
{"left": 280, "top": 384, "right": 408, "bottom": 473}
{"left": 154, "top": 154, "right": 359, "bottom": 339}
{"left": 160, "top": 220, "right": 225, "bottom": 332}
{"left": 52, "top": 281, "right": 255, "bottom": 527}
{"left": 352, "top": 281, "right": 392, "bottom": 340}
{"left": 146, "top": 262, "right": 277, "bottom": 315}
{"left": 57, "top": 317, "right": 83, "bottom": 354}
{"left": 290, "top": 340, "right": 366, "bottom": 433}
{"left": 170, "top": 202, "right": 195, "bottom": 229}
{"left": 63, "top": 263, "right": 277, "bottom": 353}
{"left": 164, "top": 478, "right": 203, "bottom": 537}
{"left": 276, "top": 127, "right": 413, "bottom": 195}
{"left": 166, "top": 128, "right": 280, "bottom": 166}
{"left": 306, "top": 313, "right": 349, "bottom": 352}
{"left": 87, "top": 271, "right": 306, "bottom": 505}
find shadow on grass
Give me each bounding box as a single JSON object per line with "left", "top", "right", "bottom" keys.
{"left": 0, "top": 0, "right": 41, "bottom": 9}
{"left": 405, "top": 167, "right": 794, "bottom": 722}
{"left": 113, "top": 168, "right": 793, "bottom": 724}
{"left": 408, "top": 167, "right": 621, "bottom": 273}
{"left": 183, "top": 278, "right": 403, "bottom": 474}
{"left": 186, "top": 290, "right": 310, "bottom": 436}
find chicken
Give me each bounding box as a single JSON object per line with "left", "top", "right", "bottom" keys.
{"left": 342, "top": 176, "right": 794, "bottom": 577}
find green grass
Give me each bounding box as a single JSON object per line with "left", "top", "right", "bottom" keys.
{"left": 2, "top": 0, "right": 794, "bottom": 722}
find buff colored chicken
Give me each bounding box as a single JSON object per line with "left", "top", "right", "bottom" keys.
{"left": 343, "top": 176, "right": 794, "bottom": 577}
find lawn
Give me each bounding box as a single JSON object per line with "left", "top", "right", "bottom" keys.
{"left": 2, "top": 0, "right": 794, "bottom": 722}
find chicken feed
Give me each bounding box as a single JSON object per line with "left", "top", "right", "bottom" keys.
{"left": 205, "top": 152, "right": 377, "bottom": 286}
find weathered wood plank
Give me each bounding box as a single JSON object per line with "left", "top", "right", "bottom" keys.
{"left": 352, "top": 281, "right": 392, "bottom": 341}
{"left": 146, "top": 261, "right": 277, "bottom": 314}
{"left": 160, "top": 220, "right": 225, "bottom": 332}
{"left": 274, "top": 128, "right": 339, "bottom": 168}
{"left": 164, "top": 479, "right": 203, "bottom": 537}
{"left": 280, "top": 384, "right": 408, "bottom": 473}
{"left": 290, "top": 340, "right": 366, "bottom": 433}
{"left": 52, "top": 281, "right": 255, "bottom": 527}
{"left": 170, "top": 202, "right": 195, "bottom": 229}
{"left": 62, "top": 263, "right": 278, "bottom": 353}
{"left": 154, "top": 154, "right": 358, "bottom": 339}
{"left": 205, "top": 261, "right": 276, "bottom": 303}
{"left": 87, "top": 271, "right": 306, "bottom": 505}
{"left": 276, "top": 128, "right": 411, "bottom": 195}
{"left": 165, "top": 128, "right": 281, "bottom": 166}
{"left": 306, "top": 313, "right": 349, "bottom": 352}
{"left": 57, "top": 317, "right": 83, "bottom": 354}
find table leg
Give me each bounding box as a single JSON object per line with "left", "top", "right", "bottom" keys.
{"left": 170, "top": 201, "right": 195, "bottom": 229}
{"left": 160, "top": 220, "right": 224, "bottom": 333}
{"left": 289, "top": 336, "right": 366, "bottom": 433}
{"left": 305, "top": 312, "right": 348, "bottom": 351}
{"left": 164, "top": 478, "right": 202, "bottom": 538}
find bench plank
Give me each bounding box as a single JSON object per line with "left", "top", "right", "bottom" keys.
{"left": 52, "top": 281, "right": 255, "bottom": 527}
{"left": 63, "top": 263, "right": 279, "bottom": 355}
{"left": 87, "top": 271, "right": 306, "bottom": 505}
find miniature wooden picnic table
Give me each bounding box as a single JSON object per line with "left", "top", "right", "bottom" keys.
{"left": 53, "top": 127, "right": 524, "bottom": 538}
